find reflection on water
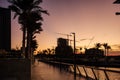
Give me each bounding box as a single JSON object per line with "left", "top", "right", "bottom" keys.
{"left": 32, "top": 60, "right": 120, "bottom": 80}
{"left": 31, "top": 61, "right": 86, "bottom": 80}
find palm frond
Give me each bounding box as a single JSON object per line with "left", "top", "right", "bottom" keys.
{"left": 31, "top": 6, "right": 43, "bottom": 12}
{"left": 32, "top": 35, "right": 36, "bottom": 39}
{"left": 32, "top": 6, "right": 49, "bottom": 15}
{"left": 24, "top": 0, "right": 34, "bottom": 4}
{"left": 13, "top": 13, "right": 18, "bottom": 19}
{"left": 21, "top": 0, "right": 34, "bottom": 9}
{"left": 33, "top": 0, "right": 42, "bottom": 6}
{"left": 7, "top": 0, "right": 15, "bottom": 4}
{"left": 8, "top": 5, "right": 21, "bottom": 14}
{"left": 8, "top": 0, "right": 20, "bottom": 8}
{"left": 31, "top": 22, "right": 43, "bottom": 33}
{"left": 40, "top": 10, "right": 49, "bottom": 15}
{"left": 31, "top": 12, "right": 43, "bottom": 21}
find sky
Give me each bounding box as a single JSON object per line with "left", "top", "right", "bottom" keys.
{"left": 0, "top": 0, "right": 120, "bottom": 52}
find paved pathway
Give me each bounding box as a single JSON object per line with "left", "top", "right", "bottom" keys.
{"left": 31, "top": 60, "right": 86, "bottom": 80}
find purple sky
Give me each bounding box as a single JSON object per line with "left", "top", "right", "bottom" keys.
{"left": 0, "top": 0, "right": 120, "bottom": 52}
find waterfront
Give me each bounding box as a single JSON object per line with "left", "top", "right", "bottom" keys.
{"left": 32, "top": 60, "right": 120, "bottom": 80}
{"left": 31, "top": 60, "right": 86, "bottom": 80}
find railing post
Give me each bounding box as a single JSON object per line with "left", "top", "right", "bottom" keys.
{"left": 71, "top": 32, "right": 76, "bottom": 80}
{"left": 83, "top": 66, "right": 88, "bottom": 77}
{"left": 104, "top": 70, "right": 109, "bottom": 80}
{"left": 76, "top": 66, "right": 81, "bottom": 75}
{"left": 91, "top": 68, "right": 98, "bottom": 80}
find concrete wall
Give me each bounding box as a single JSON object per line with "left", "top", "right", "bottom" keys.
{"left": 0, "top": 59, "right": 31, "bottom": 80}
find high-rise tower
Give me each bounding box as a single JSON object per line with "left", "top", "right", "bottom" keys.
{"left": 0, "top": 7, "right": 11, "bottom": 51}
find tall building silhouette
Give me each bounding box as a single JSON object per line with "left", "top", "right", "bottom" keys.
{"left": 57, "top": 38, "right": 68, "bottom": 47}
{"left": 55, "top": 38, "right": 73, "bottom": 56}
{"left": 0, "top": 7, "right": 11, "bottom": 51}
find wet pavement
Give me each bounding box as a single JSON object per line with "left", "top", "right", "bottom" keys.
{"left": 31, "top": 60, "right": 86, "bottom": 80}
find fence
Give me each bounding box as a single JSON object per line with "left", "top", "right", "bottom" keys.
{"left": 42, "top": 60, "right": 120, "bottom": 80}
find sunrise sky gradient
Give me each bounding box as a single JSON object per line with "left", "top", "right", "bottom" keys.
{"left": 0, "top": 0, "right": 120, "bottom": 52}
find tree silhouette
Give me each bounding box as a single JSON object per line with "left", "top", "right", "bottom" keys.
{"left": 8, "top": 0, "right": 49, "bottom": 59}
{"left": 31, "top": 38, "right": 38, "bottom": 52}
{"left": 103, "top": 43, "right": 108, "bottom": 56}
{"left": 95, "top": 43, "right": 101, "bottom": 49}
{"left": 103, "top": 43, "right": 111, "bottom": 56}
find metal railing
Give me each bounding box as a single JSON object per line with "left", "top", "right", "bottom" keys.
{"left": 41, "top": 60, "right": 120, "bottom": 80}
{"left": 68, "top": 64, "right": 120, "bottom": 80}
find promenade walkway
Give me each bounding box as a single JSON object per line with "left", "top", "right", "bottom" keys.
{"left": 31, "top": 60, "right": 86, "bottom": 80}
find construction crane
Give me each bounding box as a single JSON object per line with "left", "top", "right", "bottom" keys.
{"left": 76, "top": 37, "right": 94, "bottom": 49}
{"left": 86, "top": 37, "right": 94, "bottom": 48}
{"left": 56, "top": 32, "right": 72, "bottom": 39}
{"left": 69, "top": 39, "right": 80, "bottom": 46}
{"left": 56, "top": 32, "right": 72, "bottom": 45}
{"left": 56, "top": 33, "right": 81, "bottom": 46}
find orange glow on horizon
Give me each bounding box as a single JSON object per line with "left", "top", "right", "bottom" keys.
{"left": 0, "top": 0, "right": 120, "bottom": 52}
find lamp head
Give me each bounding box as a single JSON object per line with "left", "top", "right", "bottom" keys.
{"left": 113, "top": 0, "right": 120, "bottom": 4}
{"left": 116, "top": 12, "right": 120, "bottom": 15}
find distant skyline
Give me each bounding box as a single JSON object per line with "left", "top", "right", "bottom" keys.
{"left": 0, "top": 0, "right": 120, "bottom": 51}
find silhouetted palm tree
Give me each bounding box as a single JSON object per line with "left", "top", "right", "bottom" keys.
{"left": 103, "top": 43, "right": 111, "bottom": 56}
{"left": 8, "top": 0, "right": 49, "bottom": 58}
{"left": 106, "top": 45, "right": 111, "bottom": 56}
{"left": 95, "top": 43, "right": 101, "bottom": 49}
{"left": 31, "top": 39, "right": 38, "bottom": 52}
{"left": 103, "top": 43, "right": 108, "bottom": 56}
{"left": 47, "top": 48, "right": 52, "bottom": 54}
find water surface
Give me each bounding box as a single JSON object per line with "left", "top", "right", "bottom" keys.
{"left": 31, "top": 61, "right": 86, "bottom": 80}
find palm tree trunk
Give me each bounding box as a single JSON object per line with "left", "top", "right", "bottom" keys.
{"left": 26, "top": 31, "right": 32, "bottom": 59}
{"left": 22, "top": 27, "right": 26, "bottom": 58}
{"left": 105, "top": 49, "right": 106, "bottom": 56}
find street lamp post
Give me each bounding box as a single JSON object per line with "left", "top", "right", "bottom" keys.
{"left": 71, "top": 32, "right": 76, "bottom": 79}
